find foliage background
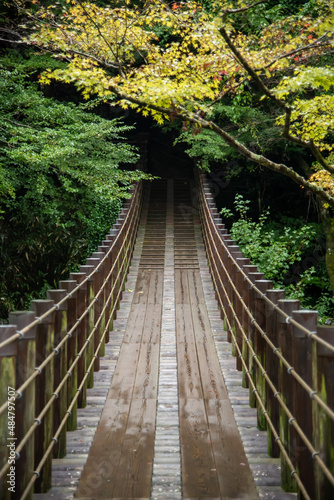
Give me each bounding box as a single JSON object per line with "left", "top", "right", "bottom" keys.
{"left": 1, "top": 0, "right": 334, "bottom": 322}
{"left": 0, "top": 49, "right": 148, "bottom": 319}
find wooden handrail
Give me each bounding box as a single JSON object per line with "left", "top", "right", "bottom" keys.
{"left": 0, "top": 181, "right": 143, "bottom": 499}
{"left": 195, "top": 168, "right": 334, "bottom": 499}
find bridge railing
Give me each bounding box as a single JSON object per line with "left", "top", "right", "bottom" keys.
{"left": 0, "top": 181, "right": 143, "bottom": 500}
{"left": 196, "top": 170, "right": 334, "bottom": 500}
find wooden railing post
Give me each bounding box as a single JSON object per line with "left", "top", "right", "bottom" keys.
{"left": 111, "top": 241, "right": 121, "bottom": 320}
{"left": 97, "top": 245, "right": 113, "bottom": 344}
{"left": 234, "top": 258, "right": 250, "bottom": 372}
{"left": 105, "top": 243, "right": 115, "bottom": 341}
{"left": 121, "top": 216, "right": 131, "bottom": 289}
{"left": 217, "top": 238, "right": 227, "bottom": 321}
{"left": 59, "top": 280, "right": 78, "bottom": 432}
{"left": 314, "top": 325, "right": 334, "bottom": 499}
{"left": 117, "top": 233, "right": 125, "bottom": 299}
{"left": 208, "top": 216, "right": 218, "bottom": 300}
{"left": 86, "top": 257, "right": 103, "bottom": 372}
{"left": 277, "top": 299, "right": 300, "bottom": 493}
{"left": 9, "top": 311, "right": 36, "bottom": 500}
{"left": 79, "top": 265, "right": 95, "bottom": 389}
{"left": 46, "top": 289, "right": 68, "bottom": 459}
{"left": 211, "top": 228, "right": 222, "bottom": 307}
{"left": 291, "top": 310, "right": 318, "bottom": 500}
{"left": 221, "top": 239, "right": 235, "bottom": 336}
{"left": 0, "top": 326, "right": 17, "bottom": 500}
{"left": 225, "top": 245, "right": 241, "bottom": 346}
{"left": 70, "top": 273, "right": 88, "bottom": 408}
{"left": 91, "top": 252, "right": 106, "bottom": 358}
{"left": 253, "top": 280, "right": 273, "bottom": 430}
{"left": 217, "top": 239, "right": 229, "bottom": 326}
{"left": 265, "top": 289, "right": 286, "bottom": 458}
{"left": 247, "top": 272, "right": 265, "bottom": 408}
{"left": 240, "top": 265, "right": 257, "bottom": 388}
{"left": 229, "top": 246, "right": 244, "bottom": 357}
{"left": 30, "top": 299, "right": 55, "bottom": 493}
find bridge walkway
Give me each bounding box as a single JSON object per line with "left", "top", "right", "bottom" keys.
{"left": 35, "top": 178, "right": 295, "bottom": 500}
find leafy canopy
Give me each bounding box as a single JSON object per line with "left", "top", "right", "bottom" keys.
{"left": 0, "top": 52, "right": 150, "bottom": 317}
{"left": 17, "top": 0, "right": 334, "bottom": 206}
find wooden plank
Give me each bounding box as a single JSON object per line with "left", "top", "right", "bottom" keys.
{"left": 147, "top": 270, "right": 164, "bottom": 305}
{"left": 122, "top": 302, "right": 147, "bottom": 344}
{"left": 132, "top": 304, "right": 162, "bottom": 400}
{"left": 74, "top": 265, "right": 162, "bottom": 498}
{"left": 175, "top": 303, "right": 202, "bottom": 400}
{"left": 179, "top": 397, "right": 220, "bottom": 498}
{"left": 179, "top": 269, "right": 259, "bottom": 499}
{"left": 191, "top": 304, "right": 229, "bottom": 402}
{"left": 122, "top": 271, "right": 153, "bottom": 343}
{"left": 74, "top": 396, "right": 131, "bottom": 497}
{"left": 188, "top": 269, "right": 206, "bottom": 305}
{"left": 131, "top": 269, "right": 151, "bottom": 305}
{"left": 108, "top": 341, "right": 143, "bottom": 396}
{"left": 174, "top": 269, "right": 190, "bottom": 304}
{"left": 207, "top": 399, "right": 259, "bottom": 499}
{"left": 112, "top": 398, "right": 156, "bottom": 498}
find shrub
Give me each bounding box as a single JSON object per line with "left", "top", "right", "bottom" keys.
{"left": 221, "top": 194, "right": 334, "bottom": 322}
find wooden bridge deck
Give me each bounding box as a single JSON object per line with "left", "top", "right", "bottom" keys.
{"left": 34, "top": 179, "right": 296, "bottom": 500}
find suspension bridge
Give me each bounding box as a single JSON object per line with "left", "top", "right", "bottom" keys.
{"left": 0, "top": 168, "right": 333, "bottom": 500}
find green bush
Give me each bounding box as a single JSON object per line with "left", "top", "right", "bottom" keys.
{"left": 0, "top": 53, "right": 150, "bottom": 319}
{"left": 221, "top": 194, "right": 334, "bottom": 322}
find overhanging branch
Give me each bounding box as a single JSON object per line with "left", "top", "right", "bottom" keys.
{"left": 261, "top": 32, "right": 331, "bottom": 70}
{"left": 219, "top": 25, "right": 332, "bottom": 173}
{"left": 223, "top": 0, "right": 268, "bottom": 14}
{"left": 108, "top": 86, "right": 334, "bottom": 209}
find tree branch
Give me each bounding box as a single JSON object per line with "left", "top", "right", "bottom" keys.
{"left": 107, "top": 85, "right": 334, "bottom": 208}
{"left": 60, "top": 48, "right": 119, "bottom": 69}
{"left": 223, "top": 0, "right": 268, "bottom": 14}
{"left": 219, "top": 25, "right": 287, "bottom": 110}
{"left": 75, "top": 0, "right": 124, "bottom": 75}
{"left": 209, "top": 76, "right": 249, "bottom": 106}
{"left": 219, "top": 25, "right": 332, "bottom": 172}
{"left": 261, "top": 32, "right": 331, "bottom": 70}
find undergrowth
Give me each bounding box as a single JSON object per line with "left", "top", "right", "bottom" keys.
{"left": 221, "top": 194, "right": 334, "bottom": 323}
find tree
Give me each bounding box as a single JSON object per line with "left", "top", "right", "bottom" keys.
{"left": 0, "top": 51, "right": 150, "bottom": 317}
{"left": 3, "top": 0, "right": 334, "bottom": 287}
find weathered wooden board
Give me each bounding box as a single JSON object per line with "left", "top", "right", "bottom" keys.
{"left": 179, "top": 397, "right": 221, "bottom": 498}
{"left": 175, "top": 267, "right": 259, "bottom": 499}
{"left": 175, "top": 303, "right": 203, "bottom": 400}
{"left": 73, "top": 189, "right": 166, "bottom": 498}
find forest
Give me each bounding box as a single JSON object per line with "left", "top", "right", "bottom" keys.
{"left": 0, "top": 0, "right": 333, "bottom": 321}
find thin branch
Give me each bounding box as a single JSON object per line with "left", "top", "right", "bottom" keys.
{"left": 107, "top": 85, "right": 334, "bottom": 207}
{"left": 0, "top": 37, "right": 24, "bottom": 44}
{"left": 7, "top": 120, "right": 36, "bottom": 130}
{"left": 219, "top": 25, "right": 332, "bottom": 172}
{"left": 209, "top": 76, "right": 249, "bottom": 106}
{"left": 60, "top": 48, "right": 119, "bottom": 69}
{"left": 75, "top": 0, "right": 123, "bottom": 74}
{"left": 283, "top": 107, "right": 292, "bottom": 138}
{"left": 309, "top": 141, "right": 334, "bottom": 172}
{"left": 223, "top": 0, "right": 269, "bottom": 14}
{"left": 219, "top": 26, "right": 287, "bottom": 109}
{"left": 261, "top": 32, "right": 331, "bottom": 70}
{"left": 0, "top": 126, "right": 14, "bottom": 135}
